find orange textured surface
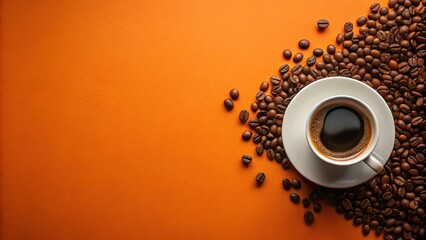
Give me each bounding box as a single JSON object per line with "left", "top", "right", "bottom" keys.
{"left": 1, "top": 0, "right": 388, "bottom": 239}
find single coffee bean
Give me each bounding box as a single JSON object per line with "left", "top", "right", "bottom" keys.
{"left": 317, "top": 19, "right": 329, "bottom": 30}
{"left": 256, "top": 172, "right": 265, "bottom": 184}
{"left": 326, "top": 44, "right": 336, "bottom": 54}
{"left": 256, "top": 91, "right": 265, "bottom": 101}
{"left": 256, "top": 144, "right": 264, "bottom": 156}
{"left": 293, "top": 53, "right": 303, "bottom": 63}
{"left": 313, "top": 203, "right": 322, "bottom": 212}
{"left": 251, "top": 102, "right": 259, "bottom": 112}
{"left": 224, "top": 98, "right": 234, "bottom": 111}
{"left": 259, "top": 81, "right": 269, "bottom": 92}
{"left": 313, "top": 48, "right": 324, "bottom": 57}
{"left": 282, "top": 179, "right": 291, "bottom": 190}
{"left": 336, "top": 33, "right": 344, "bottom": 44}
{"left": 299, "top": 39, "right": 310, "bottom": 49}
{"left": 242, "top": 131, "right": 252, "bottom": 141}
{"left": 290, "top": 193, "right": 300, "bottom": 204}
{"left": 370, "top": 2, "right": 380, "bottom": 12}
{"left": 357, "top": 16, "right": 367, "bottom": 26}
{"left": 239, "top": 109, "right": 249, "bottom": 123}
{"left": 302, "top": 198, "right": 310, "bottom": 208}
{"left": 344, "top": 22, "right": 353, "bottom": 32}
{"left": 292, "top": 179, "right": 301, "bottom": 189}
{"left": 242, "top": 154, "right": 252, "bottom": 164}
{"left": 304, "top": 210, "right": 314, "bottom": 225}
{"left": 307, "top": 56, "right": 316, "bottom": 66}
{"left": 363, "top": 224, "right": 370, "bottom": 236}
{"left": 283, "top": 49, "right": 292, "bottom": 60}
{"left": 291, "top": 64, "right": 303, "bottom": 75}
{"left": 229, "top": 89, "right": 239, "bottom": 100}
{"left": 279, "top": 64, "right": 290, "bottom": 75}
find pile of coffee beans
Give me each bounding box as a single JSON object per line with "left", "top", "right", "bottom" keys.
{"left": 225, "top": 0, "right": 425, "bottom": 238}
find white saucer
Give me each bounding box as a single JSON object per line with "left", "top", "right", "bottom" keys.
{"left": 282, "top": 77, "right": 395, "bottom": 188}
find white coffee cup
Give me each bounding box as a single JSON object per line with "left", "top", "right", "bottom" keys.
{"left": 305, "top": 95, "right": 383, "bottom": 173}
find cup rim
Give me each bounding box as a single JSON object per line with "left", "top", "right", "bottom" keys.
{"left": 305, "top": 95, "right": 380, "bottom": 166}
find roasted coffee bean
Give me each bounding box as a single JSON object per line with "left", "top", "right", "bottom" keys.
{"left": 248, "top": 119, "right": 259, "bottom": 128}
{"left": 283, "top": 49, "right": 292, "bottom": 60}
{"left": 313, "top": 203, "right": 321, "bottom": 213}
{"left": 363, "top": 224, "right": 370, "bottom": 236}
{"left": 298, "top": 39, "right": 310, "bottom": 49}
{"left": 250, "top": 102, "right": 259, "bottom": 112}
{"left": 290, "top": 193, "right": 300, "bottom": 203}
{"left": 292, "top": 179, "right": 301, "bottom": 189}
{"left": 370, "top": 2, "right": 380, "bottom": 12}
{"left": 229, "top": 89, "right": 239, "bottom": 100}
{"left": 293, "top": 53, "right": 303, "bottom": 63}
{"left": 282, "top": 178, "right": 291, "bottom": 190}
{"left": 242, "top": 131, "right": 252, "bottom": 141}
{"left": 256, "top": 145, "right": 264, "bottom": 156}
{"left": 239, "top": 109, "right": 249, "bottom": 123}
{"left": 292, "top": 64, "right": 303, "bottom": 75}
{"left": 256, "top": 91, "right": 265, "bottom": 101}
{"left": 260, "top": 81, "right": 269, "bottom": 92}
{"left": 344, "top": 22, "right": 353, "bottom": 32}
{"left": 313, "top": 48, "right": 324, "bottom": 57}
{"left": 279, "top": 65, "right": 290, "bottom": 76}
{"left": 317, "top": 19, "right": 329, "bottom": 30}
{"left": 325, "top": 45, "right": 336, "bottom": 55}
{"left": 281, "top": 158, "right": 291, "bottom": 169}
{"left": 256, "top": 172, "right": 265, "bottom": 184}
{"left": 302, "top": 198, "right": 310, "bottom": 208}
{"left": 336, "top": 33, "right": 344, "bottom": 44}
{"left": 224, "top": 98, "right": 234, "bottom": 111}
{"left": 242, "top": 155, "right": 252, "bottom": 164}
{"left": 304, "top": 210, "right": 314, "bottom": 225}
{"left": 307, "top": 56, "right": 316, "bottom": 66}
{"left": 357, "top": 16, "right": 367, "bottom": 26}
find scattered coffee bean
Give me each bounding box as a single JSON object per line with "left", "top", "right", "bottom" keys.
{"left": 256, "top": 172, "right": 265, "bottom": 184}
{"left": 250, "top": 102, "right": 258, "bottom": 112}
{"left": 283, "top": 49, "right": 292, "bottom": 60}
{"left": 344, "top": 22, "right": 353, "bottom": 32}
{"left": 239, "top": 109, "right": 249, "bottom": 123}
{"left": 336, "top": 33, "right": 344, "bottom": 44}
{"left": 304, "top": 210, "right": 314, "bottom": 225}
{"left": 313, "top": 48, "right": 324, "bottom": 57}
{"left": 313, "top": 203, "right": 321, "bottom": 213}
{"left": 298, "top": 39, "right": 310, "bottom": 49}
{"left": 242, "top": 131, "right": 252, "bottom": 141}
{"left": 282, "top": 178, "right": 291, "bottom": 190}
{"left": 256, "top": 91, "right": 265, "bottom": 101}
{"left": 224, "top": 98, "right": 234, "bottom": 111}
{"left": 357, "top": 16, "right": 367, "bottom": 26}
{"left": 292, "top": 179, "right": 301, "bottom": 189}
{"left": 293, "top": 53, "right": 303, "bottom": 63}
{"left": 326, "top": 44, "right": 336, "bottom": 54}
{"left": 260, "top": 81, "right": 269, "bottom": 92}
{"left": 307, "top": 56, "right": 316, "bottom": 66}
{"left": 256, "top": 144, "right": 264, "bottom": 156}
{"left": 290, "top": 193, "right": 300, "bottom": 204}
{"left": 370, "top": 3, "right": 380, "bottom": 12}
{"left": 363, "top": 224, "right": 370, "bottom": 236}
{"left": 302, "top": 198, "right": 310, "bottom": 208}
{"left": 242, "top": 155, "right": 252, "bottom": 164}
{"left": 317, "top": 19, "right": 329, "bottom": 30}
{"left": 229, "top": 89, "right": 239, "bottom": 100}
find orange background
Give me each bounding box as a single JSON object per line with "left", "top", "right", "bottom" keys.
{"left": 1, "top": 0, "right": 388, "bottom": 239}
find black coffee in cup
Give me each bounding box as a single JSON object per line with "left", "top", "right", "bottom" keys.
{"left": 309, "top": 104, "right": 372, "bottom": 160}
